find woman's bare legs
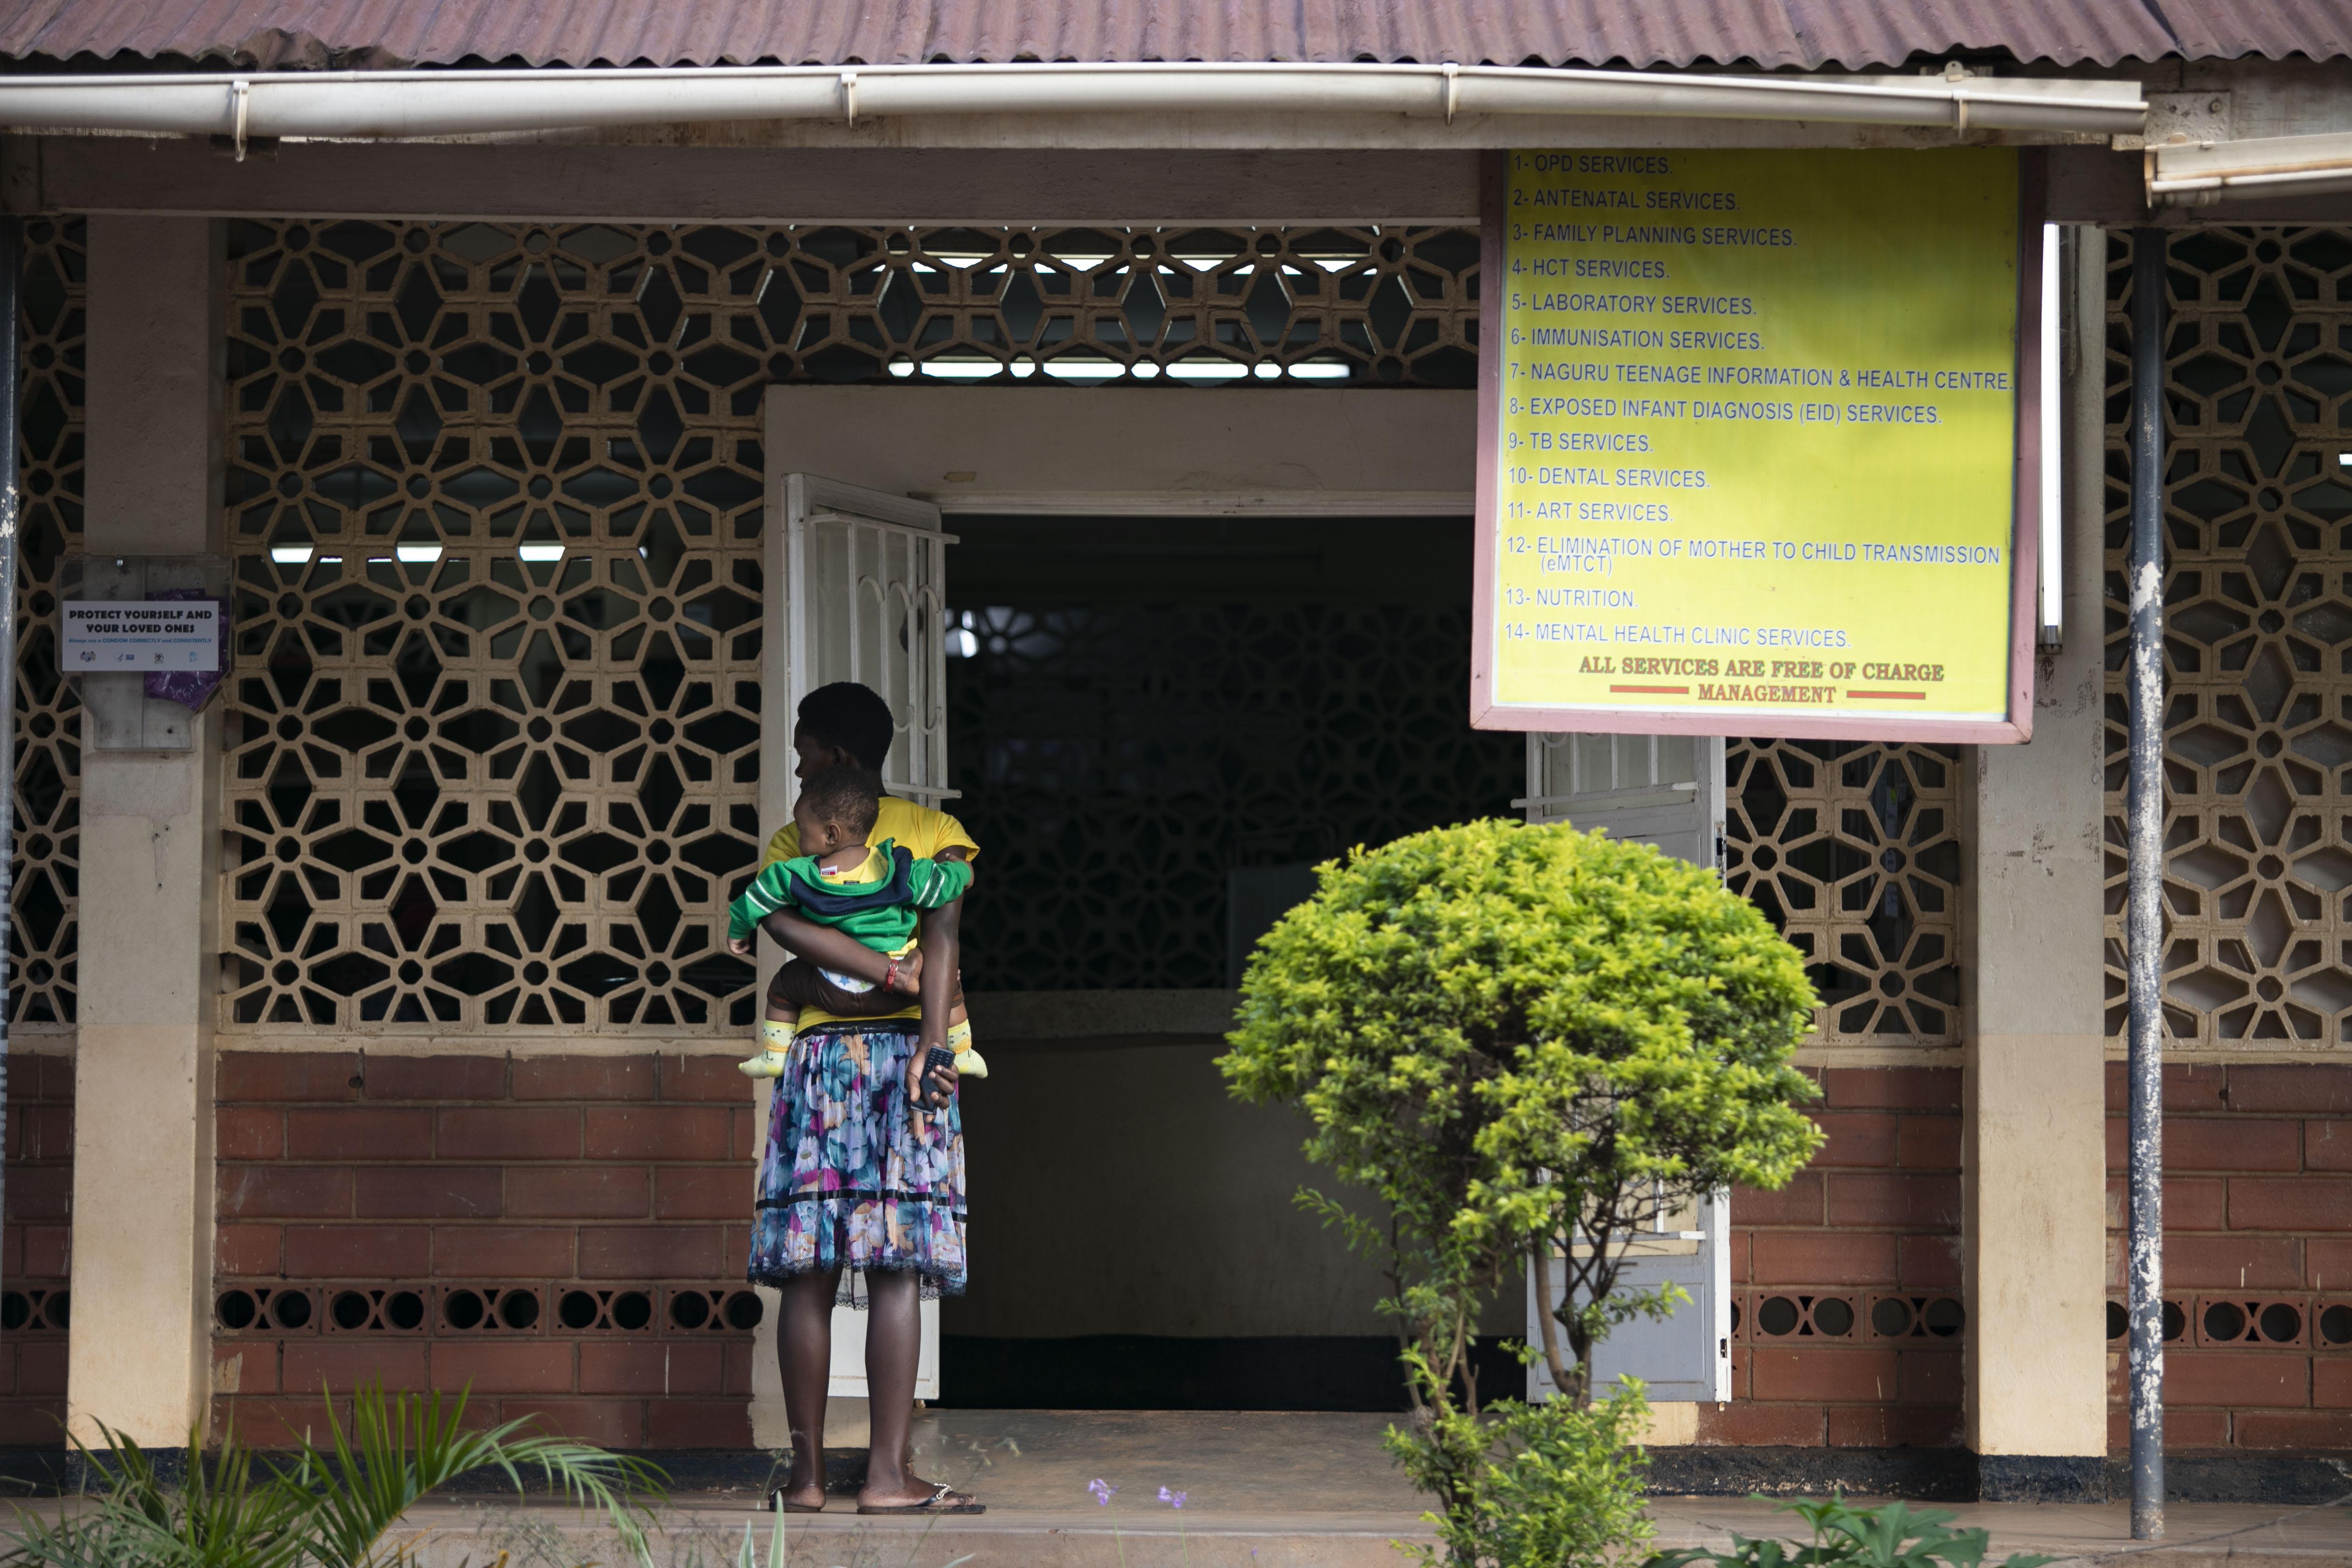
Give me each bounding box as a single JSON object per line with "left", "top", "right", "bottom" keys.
{"left": 774, "top": 1267, "right": 841, "bottom": 1509}
{"left": 858, "top": 1270, "right": 967, "bottom": 1507}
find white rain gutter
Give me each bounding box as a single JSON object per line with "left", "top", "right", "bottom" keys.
{"left": 0, "top": 63, "right": 2146, "bottom": 149}
{"left": 2147, "top": 131, "right": 2352, "bottom": 207}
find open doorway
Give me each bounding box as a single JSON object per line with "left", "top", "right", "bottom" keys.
{"left": 935, "top": 514, "right": 1524, "bottom": 1410}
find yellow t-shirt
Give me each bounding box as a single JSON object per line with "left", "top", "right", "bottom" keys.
{"left": 758, "top": 797, "right": 978, "bottom": 1031}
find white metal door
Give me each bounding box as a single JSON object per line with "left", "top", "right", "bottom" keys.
{"left": 1521, "top": 734, "right": 1733, "bottom": 1405}
{"left": 782, "top": 472, "right": 954, "bottom": 807}
{"left": 771, "top": 472, "right": 955, "bottom": 1403}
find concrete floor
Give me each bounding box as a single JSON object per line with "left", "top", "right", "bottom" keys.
{"left": 21, "top": 1411, "right": 2352, "bottom": 1567}
{"left": 414, "top": 1411, "right": 2352, "bottom": 1567}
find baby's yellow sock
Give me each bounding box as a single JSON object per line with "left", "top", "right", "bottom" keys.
{"left": 737, "top": 1020, "right": 795, "bottom": 1079}
{"left": 947, "top": 1018, "right": 988, "bottom": 1080}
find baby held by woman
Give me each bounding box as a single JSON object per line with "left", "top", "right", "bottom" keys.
{"left": 724, "top": 764, "right": 984, "bottom": 1081}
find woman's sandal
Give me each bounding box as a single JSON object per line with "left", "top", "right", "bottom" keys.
{"left": 765, "top": 1487, "right": 826, "bottom": 1514}
{"left": 856, "top": 1483, "right": 985, "bottom": 1516}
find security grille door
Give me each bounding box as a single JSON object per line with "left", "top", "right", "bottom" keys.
{"left": 778, "top": 472, "right": 954, "bottom": 1402}
{"left": 782, "top": 473, "right": 954, "bottom": 806}
{"left": 1522, "top": 735, "right": 1733, "bottom": 1404}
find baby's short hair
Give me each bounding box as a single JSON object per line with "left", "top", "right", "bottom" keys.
{"left": 798, "top": 763, "right": 882, "bottom": 839}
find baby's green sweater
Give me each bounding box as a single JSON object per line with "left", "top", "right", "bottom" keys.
{"left": 726, "top": 839, "right": 972, "bottom": 950}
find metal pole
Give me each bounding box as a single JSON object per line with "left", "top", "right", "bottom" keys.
{"left": 0, "top": 220, "right": 22, "bottom": 1316}
{"left": 2126, "top": 225, "right": 2168, "bottom": 1542}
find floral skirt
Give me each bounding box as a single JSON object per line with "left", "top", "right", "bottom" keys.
{"left": 747, "top": 1025, "right": 967, "bottom": 1302}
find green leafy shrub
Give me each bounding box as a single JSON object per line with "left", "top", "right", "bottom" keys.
{"left": 1222, "top": 819, "right": 1823, "bottom": 1566}
{"left": 3, "top": 1382, "right": 665, "bottom": 1568}
{"left": 1646, "top": 1495, "right": 2058, "bottom": 1568}
{"left": 1394, "top": 1379, "right": 1658, "bottom": 1568}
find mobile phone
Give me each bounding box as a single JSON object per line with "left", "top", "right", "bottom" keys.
{"left": 921, "top": 1045, "right": 955, "bottom": 1107}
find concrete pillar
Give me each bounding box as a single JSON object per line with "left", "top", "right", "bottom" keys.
{"left": 64, "top": 217, "right": 224, "bottom": 1447}
{"left": 1960, "top": 226, "right": 2109, "bottom": 1497}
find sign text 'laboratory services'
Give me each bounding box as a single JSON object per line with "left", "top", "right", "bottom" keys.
{"left": 1472, "top": 148, "right": 2036, "bottom": 741}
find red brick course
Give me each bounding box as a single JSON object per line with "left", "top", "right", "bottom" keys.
{"left": 287, "top": 1108, "right": 434, "bottom": 1162}
{"left": 434, "top": 1108, "right": 583, "bottom": 1161}
{"left": 2103, "top": 1061, "right": 2352, "bottom": 1454}
{"left": 506, "top": 1165, "right": 649, "bottom": 1218}
{"left": 1808, "top": 1112, "right": 1898, "bottom": 1168}
{"left": 1897, "top": 1235, "right": 1962, "bottom": 1290}
{"left": 1828, "top": 1404, "right": 1964, "bottom": 1449}
{"left": 648, "top": 1398, "right": 754, "bottom": 1448}
{"left": 1750, "top": 1231, "right": 1899, "bottom": 1286}
{"left": 514, "top": 1057, "right": 656, "bottom": 1101}
{"left": 177, "top": 1052, "right": 2352, "bottom": 1464}
{"left": 1696, "top": 1401, "right": 1825, "bottom": 1446}
{"left": 578, "top": 1225, "right": 727, "bottom": 1280}
{"left": 582, "top": 1107, "right": 731, "bottom": 1162}
{"left": 1751, "top": 1346, "right": 1901, "bottom": 1404}
{"left": 1, "top": 1051, "right": 72, "bottom": 1445}
{"left": 2227, "top": 1178, "right": 2352, "bottom": 1232}
{"left": 1715, "top": 1066, "right": 1962, "bottom": 1450}
{"left": 434, "top": 1225, "right": 577, "bottom": 1278}
{"left": 2160, "top": 1234, "right": 2302, "bottom": 1291}
{"left": 2223, "top": 1066, "right": 2352, "bottom": 1115}
{"left": 213, "top": 1051, "right": 757, "bottom": 1449}
{"left": 283, "top": 1225, "right": 431, "bottom": 1279}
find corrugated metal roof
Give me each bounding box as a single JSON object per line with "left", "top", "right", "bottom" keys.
{"left": 0, "top": 0, "right": 2338, "bottom": 73}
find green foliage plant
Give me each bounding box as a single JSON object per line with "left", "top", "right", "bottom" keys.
{"left": 1393, "top": 1377, "right": 1658, "bottom": 1568}
{"left": 3, "top": 1382, "right": 666, "bottom": 1568}
{"left": 1645, "top": 1494, "right": 2058, "bottom": 1568}
{"left": 1221, "top": 819, "right": 1824, "bottom": 1564}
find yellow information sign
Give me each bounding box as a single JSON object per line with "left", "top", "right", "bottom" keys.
{"left": 1471, "top": 148, "right": 2037, "bottom": 742}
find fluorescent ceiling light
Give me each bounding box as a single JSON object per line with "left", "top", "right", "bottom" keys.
{"left": 1287, "top": 361, "right": 1352, "bottom": 380}
{"left": 1164, "top": 360, "right": 1250, "bottom": 381}
{"left": 395, "top": 544, "right": 445, "bottom": 563}
{"left": 1041, "top": 358, "right": 1123, "bottom": 381}
{"left": 268, "top": 545, "right": 315, "bottom": 564}
{"left": 919, "top": 360, "right": 1003, "bottom": 379}
{"left": 518, "top": 544, "right": 566, "bottom": 561}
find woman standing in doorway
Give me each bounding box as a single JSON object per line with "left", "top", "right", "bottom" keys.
{"left": 744, "top": 681, "right": 982, "bottom": 1516}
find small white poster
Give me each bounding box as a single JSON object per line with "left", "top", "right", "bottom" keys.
{"left": 61, "top": 600, "right": 222, "bottom": 672}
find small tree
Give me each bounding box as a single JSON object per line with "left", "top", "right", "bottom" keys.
{"left": 1221, "top": 819, "right": 1823, "bottom": 1563}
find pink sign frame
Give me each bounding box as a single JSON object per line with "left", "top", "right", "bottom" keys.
{"left": 1469, "top": 149, "right": 2043, "bottom": 744}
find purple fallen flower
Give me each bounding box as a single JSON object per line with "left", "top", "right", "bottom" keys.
{"left": 1158, "top": 1487, "right": 1188, "bottom": 1510}
{"left": 1088, "top": 1478, "right": 1116, "bottom": 1506}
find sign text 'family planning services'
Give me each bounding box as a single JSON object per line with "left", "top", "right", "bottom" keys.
{"left": 1472, "top": 149, "right": 2036, "bottom": 742}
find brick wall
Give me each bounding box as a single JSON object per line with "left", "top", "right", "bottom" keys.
{"left": 1, "top": 1051, "right": 70, "bottom": 1446}
{"left": 2105, "top": 1062, "right": 2352, "bottom": 1451}
{"left": 213, "top": 1051, "right": 759, "bottom": 1449}
{"left": 1701, "top": 1066, "right": 1964, "bottom": 1449}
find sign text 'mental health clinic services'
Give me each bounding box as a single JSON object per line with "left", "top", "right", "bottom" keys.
{"left": 1472, "top": 148, "right": 2035, "bottom": 742}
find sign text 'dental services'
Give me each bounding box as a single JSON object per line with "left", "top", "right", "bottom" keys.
{"left": 60, "top": 600, "right": 223, "bottom": 672}
{"left": 1472, "top": 148, "right": 2035, "bottom": 741}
